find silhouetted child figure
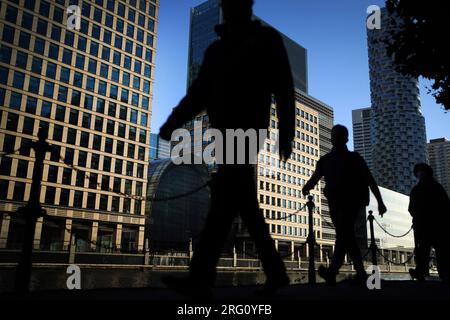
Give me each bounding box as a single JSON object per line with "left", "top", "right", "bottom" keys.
{"left": 409, "top": 163, "right": 450, "bottom": 284}
{"left": 159, "top": 0, "right": 296, "bottom": 298}
{"left": 302, "top": 125, "right": 387, "bottom": 285}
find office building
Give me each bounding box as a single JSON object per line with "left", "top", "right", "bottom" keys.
{"left": 184, "top": 0, "right": 335, "bottom": 249}
{"left": 149, "top": 133, "right": 170, "bottom": 161}
{"left": 428, "top": 138, "right": 450, "bottom": 197}
{"left": 0, "top": 0, "right": 158, "bottom": 252}
{"left": 356, "top": 186, "right": 414, "bottom": 264}
{"left": 367, "top": 8, "right": 427, "bottom": 195}
{"left": 352, "top": 107, "right": 373, "bottom": 170}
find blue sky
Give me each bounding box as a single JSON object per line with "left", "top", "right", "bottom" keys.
{"left": 152, "top": 0, "right": 450, "bottom": 149}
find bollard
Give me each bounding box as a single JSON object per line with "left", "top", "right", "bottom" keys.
{"left": 306, "top": 195, "right": 316, "bottom": 284}
{"left": 367, "top": 210, "right": 378, "bottom": 266}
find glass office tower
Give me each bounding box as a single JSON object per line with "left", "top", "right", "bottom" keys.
{"left": 0, "top": 0, "right": 158, "bottom": 252}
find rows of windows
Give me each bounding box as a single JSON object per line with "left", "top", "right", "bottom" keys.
{"left": 2, "top": 94, "right": 148, "bottom": 144}
{"left": 258, "top": 157, "right": 317, "bottom": 180}
{"left": 259, "top": 180, "right": 309, "bottom": 199}
{"left": 263, "top": 209, "right": 322, "bottom": 225}
{"left": 258, "top": 193, "right": 319, "bottom": 210}
{"left": 4, "top": 0, "right": 156, "bottom": 58}
{"left": 269, "top": 224, "right": 321, "bottom": 239}
{"left": 0, "top": 179, "right": 143, "bottom": 214}
{"left": 0, "top": 70, "right": 149, "bottom": 135}
{"left": 0, "top": 125, "right": 147, "bottom": 166}
{"left": 0, "top": 40, "right": 152, "bottom": 110}
{"left": 0, "top": 43, "right": 152, "bottom": 95}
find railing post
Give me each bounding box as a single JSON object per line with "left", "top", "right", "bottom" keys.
{"left": 15, "top": 127, "right": 50, "bottom": 293}
{"left": 69, "top": 234, "right": 76, "bottom": 265}
{"left": 189, "top": 237, "right": 193, "bottom": 260}
{"left": 367, "top": 210, "right": 378, "bottom": 266}
{"left": 306, "top": 195, "right": 316, "bottom": 284}
{"left": 233, "top": 245, "right": 237, "bottom": 268}
{"left": 144, "top": 238, "right": 150, "bottom": 265}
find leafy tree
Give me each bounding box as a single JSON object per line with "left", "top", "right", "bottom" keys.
{"left": 384, "top": 0, "right": 450, "bottom": 111}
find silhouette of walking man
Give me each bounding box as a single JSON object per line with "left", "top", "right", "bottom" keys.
{"left": 159, "top": 0, "right": 295, "bottom": 298}
{"left": 302, "top": 125, "right": 387, "bottom": 285}
{"left": 408, "top": 163, "right": 450, "bottom": 284}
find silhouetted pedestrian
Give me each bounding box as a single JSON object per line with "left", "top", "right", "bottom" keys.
{"left": 159, "top": 0, "right": 296, "bottom": 298}
{"left": 302, "top": 125, "right": 387, "bottom": 285}
{"left": 409, "top": 163, "right": 450, "bottom": 284}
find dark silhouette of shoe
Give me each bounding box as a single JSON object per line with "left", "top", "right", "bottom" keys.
{"left": 318, "top": 265, "right": 336, "bottom": 286}
{"left": 161, "top": 275, "right": 213, "bottom": 300}
{"left": 409, "top": 268, "right": 425, "bottom": 282}
{"left": 349, "top": 272, "right": 368, "bottom": 287}
{"left": 255, "top": 274, "right": 290, "bottom": 297}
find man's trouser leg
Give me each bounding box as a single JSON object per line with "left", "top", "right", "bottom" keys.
{"left": 414, "top": 229, "right": 431, "bottom": 276}
{"left": 189, "top": 169, "right": 236, "bottom": 286}
{"left": 346, "top": 207, "right": 365, "bottom": 275}
{"left": 328, "top": 206, "right": 345, "bottom": 275}
{"left": 238, "top": 167, "right": 287, "bottom": 280}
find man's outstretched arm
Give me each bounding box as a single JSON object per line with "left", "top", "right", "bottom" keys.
{"left": 302, "top": 160, "right": 323, "bottom": 195}
{"left": 363, "top": 159, "right": 387, "bottom": 216}
{"left": 270, "top": 29, "right": 295, "bottom": 161}
{"left": 160, "top": 46, "right": 214, "bottom": 140}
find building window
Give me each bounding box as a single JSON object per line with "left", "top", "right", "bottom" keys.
{"left": 13, "top": 182, "right": 26, "bottom": 202}
{"left": 28, "top": 76, "right": 40, "bottom": 94}
{"left": 13, "top": 71, "right": 25, "bottom": 89}
{"left": 59, "top": 189, "right": 70, "bottom": 206}
{"left": 62, "top": 168, "right": 72, "bottom": 185}
{"left": 6, "top": 113, "right": 19, "bottom": 132}
{"left": 31, "top": 57, "right": 43, "bottom": 75}
{"left": 53, "top": 124, "right": 63, "bottom": 142}
{"left": 73, "top": 191, "right": 83, "bottom": 208}
{"left": 87, "top": 193, "right": 96, "bottom": 209}
{"left": 2, "top": 25, "right": 15, "bottom": 44}
{"left": 22, "top": 117, "right": 35, "bottom": 135}
{"left": 15, "top": 51, "right": 28, "bottom": 69}
{"left": 36, "top": 19, "right": 48, "bottom": 36}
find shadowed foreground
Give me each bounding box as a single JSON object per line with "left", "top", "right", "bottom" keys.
{"left": 2, "top": 280, "right": 449, "bottom": 301}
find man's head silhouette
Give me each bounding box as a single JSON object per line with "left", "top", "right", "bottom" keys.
{"left": 331, "top": 125, "right": 349, "bottom": 147}
{"left": 221, "top": 0, "right": 253, "bottom": 24}
{"left": 414, "top": 163, "right": 433, "bottom": 180}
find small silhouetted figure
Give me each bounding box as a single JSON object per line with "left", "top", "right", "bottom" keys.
{"left": 159, "top": 0, "right": 295, "bottom": 298}
{"left": 302, "top": 125, "right": 387, "bottom": 285}
{"left": 408, "top": 163, "right": 450, "bottom": 283}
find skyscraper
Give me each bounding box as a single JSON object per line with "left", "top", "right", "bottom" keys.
{"left": 352, "top": 107, "right": 373, "bottom": 170}
{"left": 149, "top": 133, "right": 170, "bottom": 161}
{"left": 367, "top": 8, "right": 427, "bottom": 195}
{"left": 184, "top": 0, "right": 336, "bottom": 250}
{"left": 428, "top": 138, "right": 450, "bottom": 197}
{"left": 188, "top": 0, "right": 308, "bottom": 92}
{"left": 0, "top": 0, "right": 157, "bottom": 252}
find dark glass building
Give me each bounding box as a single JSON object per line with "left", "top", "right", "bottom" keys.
{"left": 187, "top": 0, "right": 308, "bottom": 93}
{"left": 146, "top": 160, "right": 210, "bottom": 251}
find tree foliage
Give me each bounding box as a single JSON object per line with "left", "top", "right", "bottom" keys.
{"left": 384, "top": 0, "right": 450, "bottom": 110}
